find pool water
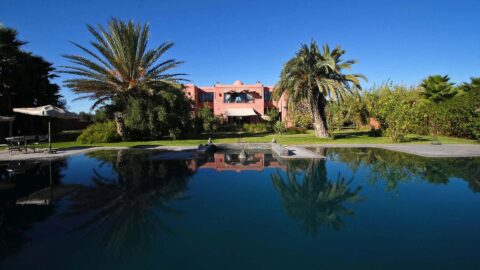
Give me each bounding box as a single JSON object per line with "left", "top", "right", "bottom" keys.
{"left": 0, "top": 148, "right": 479, "bottom": 270}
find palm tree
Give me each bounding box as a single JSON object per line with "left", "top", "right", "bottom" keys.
{"left": 272, "top": 159, "right": 362, "bottom": 237}
{"left": 273, "top": 41, "right": 366, "bottom": 138}
{"left": 459, "top": 77, "right": 480, "bottom": 94}
{"left": 62, "top": 18, "right": 187, "bottom": 137}
{"left": 420, "top": 75, "right": 457, "bottom": 103}
{"left": 419, "top": 75, "right": 457, "bottom": 142}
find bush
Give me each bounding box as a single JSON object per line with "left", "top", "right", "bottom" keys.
{"left": 264, "top": 108, "right": 280, "bottom": 131}
{"left": 362, "top": 79, "right": 480, "bottom": 142}
{"left": 432, "top": 92, "right": 480, "bottom": 140}
{"left": 77, "top": 121, "right": 121, "bottom": 144}
{"left": 367, "top": 84, "right": 419, "bottom": 142}
{"left": 123, "top": 91, "right": 192, "bottom": 140}
{"left": 243, "top": 123, "right": 268, "bottom": 133}
{"left": 288, "top": 100, "right": 313, "bottom": 129}
{"left": 273, "top": 121, "right": 287, "bottom": 134}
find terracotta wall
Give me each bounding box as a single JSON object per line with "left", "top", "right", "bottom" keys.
{"left": 183, "top": 81, "right": 289, "bottom": 123}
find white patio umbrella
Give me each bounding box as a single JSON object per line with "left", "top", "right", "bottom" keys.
{"left": 13, "top": 105, "right": 79, "bottom": 152}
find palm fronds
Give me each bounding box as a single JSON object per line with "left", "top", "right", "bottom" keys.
{"left": 61, "top": 18, "right": 187, "bottom": 110}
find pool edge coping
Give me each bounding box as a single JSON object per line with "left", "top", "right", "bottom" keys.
{"left": 1, "top": 143, "right": 480, "bottom": 161}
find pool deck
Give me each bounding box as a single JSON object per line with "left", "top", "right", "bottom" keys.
{"left": 302, "top": 144, "right": 480, "bottom": 158}
{"left": 0, "top": 146, "right": 197, "bottom": 161}
{"left": 1, "top": 143, "right": 480, "bottom": 161}
{"left": 283, "top": 146, "right": 325, "bottom": 159}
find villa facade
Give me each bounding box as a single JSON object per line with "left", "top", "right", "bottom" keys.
{"left": 183, "top": 80, "right": 288, "bottom": 124}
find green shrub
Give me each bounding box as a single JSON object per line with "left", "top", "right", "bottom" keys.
{"left": 273, "top": 121, "right": 287, "bottom": 134}
{"left": 77, "top": 121, "right": 121, "bottom": 144}
{"left": 367, "top": 84, "right": 419, "bottom": 142}
{"left": 123, "top": 92, "right": 192, "bottom": 140}
{"left": 361, "top": 79, "right": 480, "bottom": 142}
{"left": 288, "top": 100, "right": 313, "bottom": 129}
{"left": 432, "top": 92, "right": 480, "bottom": 140}
{"left": 196, "top": 105, "right": 220, "bottom": 132}
{"left": 243, "top": 123, "right": 268, "bottom": 133}
{"left": 264, "top": 108, "right": 279, "bottom": 131}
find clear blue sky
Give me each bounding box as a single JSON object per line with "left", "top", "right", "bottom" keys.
{"left": 2, "top": 0, "right": 479, "bottom": 112}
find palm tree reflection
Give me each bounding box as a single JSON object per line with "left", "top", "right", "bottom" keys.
{"left": 66, "top": 150, "right": 193, "bottom": 258}
{"left": 272, "top": 159, "right": 362, "bottom": 237}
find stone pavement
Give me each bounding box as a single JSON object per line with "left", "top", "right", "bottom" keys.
{"left": 301, "top": 144, "right": 480, "bottom": 158}
{"left": 283, "top": 146, "right": 325, "bottom": 159}
{"left": 1, "top": 143, "right": 480, "bottom": 161}
{"left": 0, "top": 146, "right": 197, "bottom": 161}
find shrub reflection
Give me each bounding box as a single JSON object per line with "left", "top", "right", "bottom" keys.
{"left": 322, "top": 147, "right": 480, "bottom": 192}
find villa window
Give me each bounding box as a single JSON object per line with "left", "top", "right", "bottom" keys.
{"left": 199, "top": 92, "right": 214, "bottom": 102}
{"left": 224, "top": 92, "right": 254, "bottom": 103}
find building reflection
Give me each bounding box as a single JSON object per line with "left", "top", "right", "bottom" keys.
{"left": 188, "top": 150, "right": 287, "bottom": 173}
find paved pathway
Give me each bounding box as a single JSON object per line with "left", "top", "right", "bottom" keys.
{"left": 0, "top": 146, "right": 197, "bottom": 161}
{"left": 283, "top": 146, "right": 325, "bottom": 159}
{"left": 300, "top": 144, "right": 480, "bottom": 158}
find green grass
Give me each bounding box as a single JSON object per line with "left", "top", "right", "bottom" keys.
{"left": 44, "top": 129, "right": 478, "bottom": 150}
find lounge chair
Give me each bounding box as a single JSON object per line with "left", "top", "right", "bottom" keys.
{"left": 30, "top": 135, "right": 49, "bottom": 153}
{"left": 5, "top": 137, "right": 23, "bottom": 155}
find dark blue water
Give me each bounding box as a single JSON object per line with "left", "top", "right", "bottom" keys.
{"left": 0, "top": 148, "right": 479, "bottom": 270}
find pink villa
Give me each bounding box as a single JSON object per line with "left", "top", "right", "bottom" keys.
{"left": 183, "top": 80, "right": 288, "bottom": 124}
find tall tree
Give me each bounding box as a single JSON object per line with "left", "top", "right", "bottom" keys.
{"left": 420, "top": 75, "right": 457, "bottom": 103}
{"left": 0, "top": 25, "right": 62, "bottom": 115}
{"left": 420, "top": 75, "right": 457, "bottom": 141}
{"left": 62, "top": 18, "right": 187, "bottom": 138}
{"left": 273, "top": 41, "right": 366, "bottom": 138}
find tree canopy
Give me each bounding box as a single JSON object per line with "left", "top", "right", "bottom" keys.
{"left": 274, "top": 41, "right": 366, "bottom": 138}
{"left": 420, "top": 75, "right": 457, "bottom": 103}
{"left": 62, "top": 18, "right": 188, "bottom": 138}
{"left": 0, "top": 25, "right": 64, "bottom": 115}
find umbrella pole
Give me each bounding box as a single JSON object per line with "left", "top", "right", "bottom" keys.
{"left": 48, "top": 117, "right": 51, "bottom": 152}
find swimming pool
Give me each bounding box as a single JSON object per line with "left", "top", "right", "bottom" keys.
{"left": 1, "top": 148, "right": 479, "bottom": 269}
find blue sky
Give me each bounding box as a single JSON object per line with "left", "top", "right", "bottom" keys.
{"left": 2, "top": 0, "right": 479, "bottom": 112}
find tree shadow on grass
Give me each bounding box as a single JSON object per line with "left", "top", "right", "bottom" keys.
{"left": 333, "top": 130, "right": 374, "bottom": 139}
{"left": 58, "top": 146, "right": 96, "bottom": 151}
{"left": 192, "top": 131, "right": 272, "bottom": 140}
{"left": 333, "top": 130, "right": 433, "bottom": 143}
{"left": 401, "top": 135, "right": 431, "bottom": 143}
{"left": 130, "top": 145, "right": 162, "bottom": 149}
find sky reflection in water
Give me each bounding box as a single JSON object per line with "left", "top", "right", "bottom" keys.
{"left": 0, "top": 148, "right": 479, "bottom": 270}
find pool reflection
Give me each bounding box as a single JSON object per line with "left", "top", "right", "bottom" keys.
{"left": 65, "top": 150, "right": 194, "bottom": 258}
{"left": 0, "top": 160, "right": 67, "bottom": 262}
{"left": 271, "top": 159, "right": 362, "bottom": 237}
{"left": 312, "top": 147, "right": 480, "bottom": 193}
{"left": 0, "top": 148, "right": 480, "bottom": 270}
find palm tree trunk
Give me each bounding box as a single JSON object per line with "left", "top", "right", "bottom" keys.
{"left": 114, "top": 112, "right": 125, "bottom": 138}
{"left": 309, "top": 93, "right": 329, "bottom": 138}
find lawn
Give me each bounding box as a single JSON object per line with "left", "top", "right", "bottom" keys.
{"left": 45, "top": 129, "right": 478, "bottom": 150}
